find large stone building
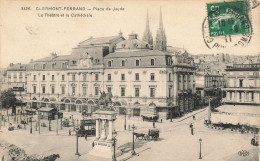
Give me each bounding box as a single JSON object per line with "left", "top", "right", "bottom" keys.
{"left": 4, "top": 9, "right": 196, "bottom": 120}
{"left": 195, "top": 71, "right": 226, "bottom": 105}
{"left": 223, "top": 63, "right": 260, "bottom": 105}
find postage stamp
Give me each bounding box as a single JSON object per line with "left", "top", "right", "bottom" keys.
{"left": 207, "top": 0, "right": 251, "bottom": 37}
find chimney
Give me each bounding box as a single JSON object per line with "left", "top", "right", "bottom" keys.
{"left": 9, "top": 63, "right": 14, "bottom": 67}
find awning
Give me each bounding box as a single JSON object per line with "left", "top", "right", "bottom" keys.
{"left": 38, "top": 107, "right": 55, "bottom": 112}
{"left": 25, "top": 109, "right": 37, "bottom": 112}
{"left": 11, "top": 83, "right": 24, "bottom": 88}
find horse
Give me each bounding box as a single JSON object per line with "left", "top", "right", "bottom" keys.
{"left": 134, "top": 132, "right": 145, "bottom": 141}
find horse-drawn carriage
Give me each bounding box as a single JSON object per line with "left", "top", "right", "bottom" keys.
{"left": 134, "top": 129, "right": 160, "bottom": 141}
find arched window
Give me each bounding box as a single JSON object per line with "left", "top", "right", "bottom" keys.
{"left": 151, "top": 59, "right": 155, "bottom": 66}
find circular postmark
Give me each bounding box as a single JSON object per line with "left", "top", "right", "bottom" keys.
{"left": 203, "top": 3, "right": 253, "bottom": 49}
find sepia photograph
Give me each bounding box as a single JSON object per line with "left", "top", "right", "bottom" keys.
{"left": 0, "top": 0, "right": 259, "bottom": 161}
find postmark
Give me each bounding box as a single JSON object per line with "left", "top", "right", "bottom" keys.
{"left": 202, "top": 0, "right": 253, "bottom": 49}
{"left": 207, "top": 0, "right": 251, "bottom": 37}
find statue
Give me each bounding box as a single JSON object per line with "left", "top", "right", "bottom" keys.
{"left": 97, "top": 91, "right": 113, "bottom": 107}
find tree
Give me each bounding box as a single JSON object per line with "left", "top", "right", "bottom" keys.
{"left": 0, "top": 89, "right": 17, "bottom": 115}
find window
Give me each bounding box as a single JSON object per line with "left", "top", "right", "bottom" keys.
{"left": 168, "top": 58, "right": 172, "bottom": 65}
{"left": 51, "top": 86, "right": 55, "bottom": 94}
{"left": 62, "top": 63, "right": 66, "bottom": 68}
{"left": 239, "top": 79, "right": 243, "bottom": 87}
{"left": 169, "top": 88, "right": 171, "bottom": 97}
{"left": 72, "top": 74, "right": 76, "bottom": 81}
{"left": 83, "top": 74, "right": 87, "bottom": 81}
{"left": 52, "top": 63, "right": 55, "bottom": 69}
{"left": 135, "top": 73, "right": 139, "bottom": 81}
{"left": 95, "top": 74, "right": 99, "bottom": 81}
{"left": 52, "top": 75, "right": 55, "bottom": 81}
{"left": 108, "top": 61, "right": 112, "bottom": 67}
{"left": 72, "top": 87, "right": 76, "bottom": 95}
{"left": 150, "top": 73, "right": 155, "bottom": 81}
{"left": 33, "top": 86, "right": 36, "bottom": 93}
{"left": 121, "top": 74, "right": 125, "bottom": 81}
{"left": 83, "top": 87, "right": 87, "bottom": 95}
{"left": 151, "top": 59, "right": 155, "bottom": 66}
{"left": 43, "top": 64, "right": 46, "bottom": 69}
{"left": 121, "top": 87, "right": 125, "bottom": 96}
{"left": 135, "top": 88, "right": 139, "bottom": 97}
{"left": 33, "top": 75, "right": 36, "bottom": 81}
{"left": 122, "top": 60, "right": 125, "bottom": 66}
{"left": 95, "top": 87, "right": 99, "bottom": 96}
{"left": 107, "top": 87, "right": 112, "bottom": 93}
{"left": 150, "top": 88, "right": 155, "bottom": 97}
{"left": 42, "top": 75, "right": 45, "bottom": 81}
{"left": 251, "top": 92, "right": 254, "bottom": 101}
{"left": 72, "top": 60, "right": 77, "bottom": 65}
{"left": 136, "top": 60, "right": 140, "bottom": 66}
{"left": 61, "top": 86, "right": 65, "bottom": 94}
{"left": 169, "top": 73, "right": 171, "bottom": 81}
{"left": 108, "top": 74, "right": 112, "bottom": 81}
{"left": 62, "top": 75, "right": 65, "bottom": 81}
{"left": 42, "top": 86, "right": 46, "bottom": 94}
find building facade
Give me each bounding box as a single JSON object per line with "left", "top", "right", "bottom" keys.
{"left": 223, "top": 63, "right": 260, "bottom": 105}
{"left": 4, "top": 9, "right": 196, "bottom": 120}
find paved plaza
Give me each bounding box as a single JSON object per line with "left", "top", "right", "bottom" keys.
{"left": 0, "top": 107, "right": 258, "bottom": 161}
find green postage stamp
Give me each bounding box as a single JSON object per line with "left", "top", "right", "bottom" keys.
{"left": 207, "top": 0, "right": 251, "bottom": 37}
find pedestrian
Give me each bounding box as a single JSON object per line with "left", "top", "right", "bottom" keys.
{"left": 69, "top": 129, "right": 71, "bottom": 135}
{"left": 92, "top": 141, "right": 95, "bottom": 149}
{"left": 153, "top": 121, "right": 155, "bottom": 128}
{"left": 161, "top": 119, "right": 162, "bottom": 123}
{"left": 85, "top": 134, "right": 88, "bottom": 141}
{"left": 190, "top": 123, "right": 194, "bottom": 135}
{"left": 193, "top": 115, "right": 195, "bottom": 120}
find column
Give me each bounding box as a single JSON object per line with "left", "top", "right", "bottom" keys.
{"left": 180, "top": 74, "right": 183, "bottom": 90}
{"left": 185, "top": 74, "right": 188, "bottom": 90}
{"left": 100, "top": 119, "right": 106, "bottom": 140}
{"left": 96, "top": 119, "right": 100, "bottom": 139}
{"left": 78, "top": 73, "right": 81, "bottom": 97}
{"left": 173, "top": 73, "right": 178, "bottom": 105}
{"left": 241, "top": 92, "right": 245, "bottom": 102}
{"left": 107, "top": 120, "right": 113, "bottom": 141}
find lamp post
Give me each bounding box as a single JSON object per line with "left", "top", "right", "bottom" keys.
{"left": 112, "top": 130, "right": 117, "bottom": 161}
{"left": 131, "top": 124, "right": 136, "bottom": 155}
{"left": 208, "top": 98, "right": 211, "bottom": 122}
{"left": 124, "top": 109, "right": 126, "bottom": 130}
{"left": 75, "top": 128, "right": 80, "bottom": 156}
{"left": 30, "top": 117, "right": 32, "bottom": 134}
{"left": 199, "top": 138, "right": 202, "bottom": 159}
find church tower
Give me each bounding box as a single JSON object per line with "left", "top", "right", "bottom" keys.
{"left": 154, "top": 7, "right": 167, "bottom": 51}
{"left": 142, "top": 9, "right": 153, "bottom": 46}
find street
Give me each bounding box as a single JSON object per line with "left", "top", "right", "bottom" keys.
{"left": 0, "top": 107, "right": 258, "bottom": 161}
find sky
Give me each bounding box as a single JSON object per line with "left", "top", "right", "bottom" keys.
{"left": 0, "top": 0, "right": 259, "bottom": 68}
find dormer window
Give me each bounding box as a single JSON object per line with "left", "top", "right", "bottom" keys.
{"left": 151, "top": 59, "right": 155, "bottom": 66}
{"left": 72, "top": 60, "right": 77, "bottom": 65}
{"left": 108, "top": 61, "right": 112, "bottom": 67}
{"left": 52, "top": 63, "right": 55, "bottom": 69}
{"left": 122, "top": 60, "right": 125, "bottom": 67}
{"left": 122, "top": 44, "right": 125, "bottom": 48}
{"left": 136, "top": 60, "right": 140, "bottom": 66}
{"left": 168, "top": 58, "right": 172, "bottom": 65}
{"left": 42, "top": 64, "right": 46, "bottom": 69}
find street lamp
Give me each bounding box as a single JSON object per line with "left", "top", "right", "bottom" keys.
{"left": 112, "top": 130, "right": 117, "bottom": 161}
{"left": 199, "top": 138, "right": 202, "bottom": 159}
{"left": 124, "top": 109, "right": 127, "bottom": 130}
{"left": 131, "top": 124, "right": 136, "bottom": 155}
{"left": 75, "top": 128, "right": 80, "bottom": 156}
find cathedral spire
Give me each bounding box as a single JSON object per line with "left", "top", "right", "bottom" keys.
{"left": 159, "top": 6, "right": 163, "bottom": 29}
{"left": 154, "top": 7, "right": 167, "bottom": 51}
{"left": 142, "top": 9, "right": 153, "bottom": 46}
